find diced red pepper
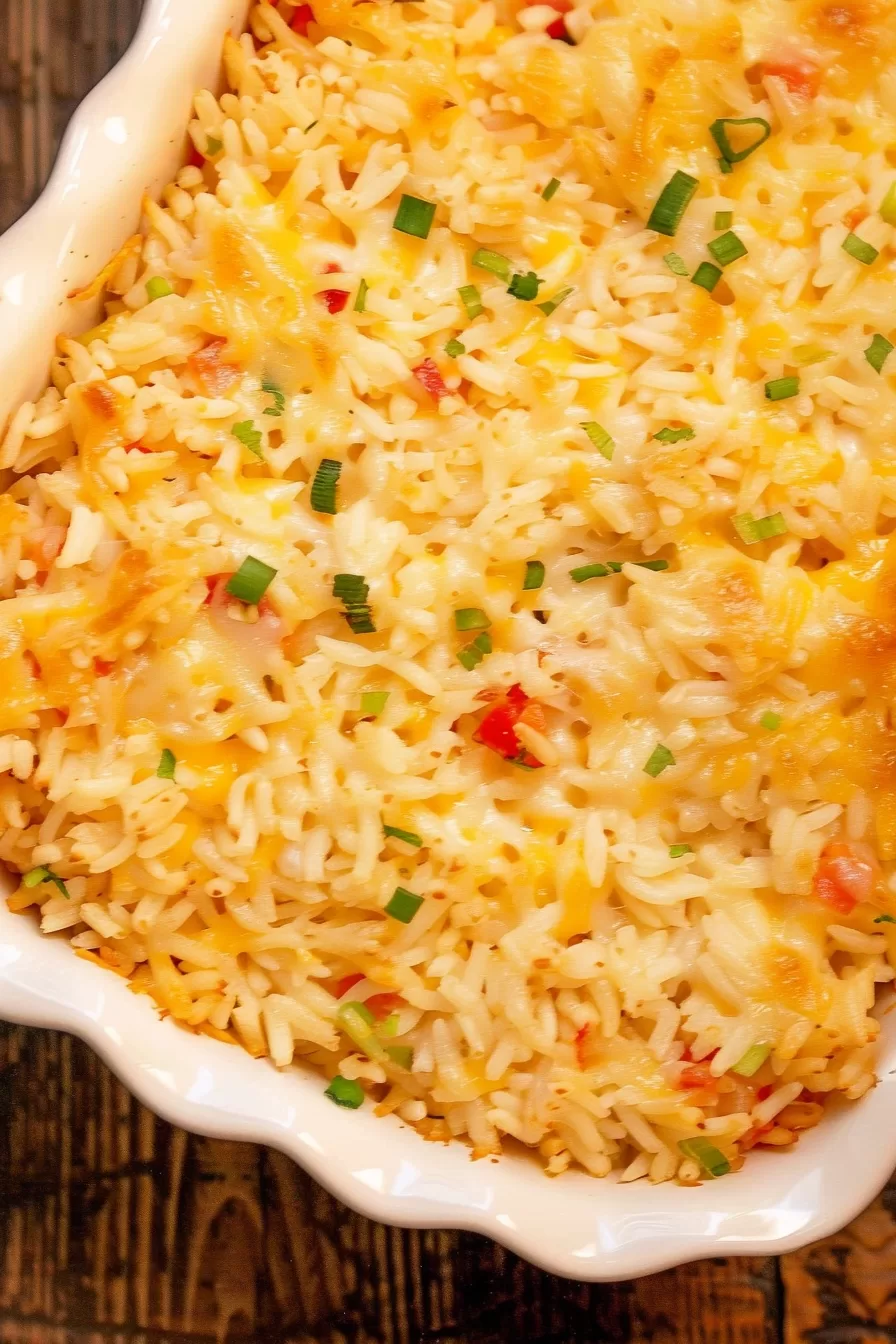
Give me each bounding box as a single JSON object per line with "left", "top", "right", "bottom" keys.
{"left": 844, "top": 206, "right": 868, "bottom": 231}
{"left": 760, "top": 59, "right": 821, "bottom": 99}
{"left": 187, "top": 142, "right": 205, "bottom": 169}
{"left": 739, "top": 1122, "right": 774, "bottom": 1151}
{"left": 757, "top": 1084, "right": 774, "bottom": 1102}
{"left": 187, "top": 337, "right": 240, "bottom": 396}
{"left": 323, "top": 262, "right": 342, "bottom": 274}
{"left": 474, "top": 683, "right": 544, "bottom": 768}
{"left": 678, "top": 1061, "right": 718, "bottom": 1090}
{"left": 125, "top": 441, "right": 152, "bottom": 455}
{"left": 365, "top": 992, "right": 404, "bottom": 1020}
{"left": 813, "top": 841, "right": 876, "bottom": 916}
{"left": 317, "top": 288, "right": 350, "bottom": 314}
{"left": 290, "top": 3, "right": 315, "bottom": 35}
{"left": 546, "top": 14, "right": 573, "bottom": 41}
{"left": 203, "top": 574, "right": 231, "bottom": 606}
{"left": 333, "top": 972, "right": 365, "bottom": 998}
{"left": 412, "top": 358, "right": 450, "bottom": 402}
{"left": 93, "top": 658, "right": 114, "bottom": 677}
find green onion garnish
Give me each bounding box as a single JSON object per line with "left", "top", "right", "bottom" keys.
{"left": 385, "top": 886, "right": 424, "bottom": 923}
{"left": 261, "top": 377, "right": 285, "bottom": 416}
{"left": 581, "top": 421, "right": 614, "bottom": 460}
{"left": 455, "top": 608, "right": 490, "bottom": 632}
{"left": 714, "top": 211, "right": 732, "bottom": 230}
{"left": 644, "top": 743, "right": 675, "bottom": 777}
{"left": 156, "top": 748, "right": 176, "bottom": 780}
{"left": 653, "top": 426, "right": 695, "bottom": 442}
{"left": 524, "top": 560, "right": 545, "bottom": 590}
{"left": 669, "top": 843, "right": 692, "bottom": 858}
{"left": 875, "top": 913, "right": 896, "bottom": 924}
{"left": 385, "top": 1044, "right": 413, "bottom": 1069}
{"left": 760, "top": 710, "right": 781, "bottom": 730}
{"left": 226, "top": 556, "right": 277, "bottom": 604}
{"left": 663, "top": 252, "right": 690, "bottom": 276}
{"left": 458, "top": 284, "right": 483, "bottom": 318}
{"left": 537, "top": 287, "right": 574, "bottom": 316}
{"left": 507, "top": 271, "right": 542, "bottom": 301}
{"left": 360, "top": 690, "right": 388, "bottom": 717}
{"left": 383, "top": 824, "right": 423, "bottom": 848}
{"left": 647, "top": 170, "right": 699, "bottom": 236}
{"left": 569, "top": 562, "right": 609, "bottom": 582}
{"left": 393, "top": 194, "right": 436, "bottom": 239}
{"left": 354, "top": 278, "right": 368, "bottom": 313}
{"left": 324, "top": 1075, "right": 365, "bottom": 1108}
{"left": 764, "top": 376, "right": 799, "bottom": 401}
{"left": 570, "top": 559, "right": 667, "bottom": 581}
{"left": 338, "top": 1001, "right": 387, "bottom": 1060}
{"left": 691, "top": 261, "right": 722, "bottom": 293}
{"left": 472, "top": 249, "right": 512, "bottom": 281}
{"left": 842, "top": 232, "right": 878, "bottom": 265}
{"left": 866, "top": 333, "right": 893, "bottom": 373}
{"left": 707, "top": 231, "right": 747, "bottom": 267}
{"left": 678, "top": 1137, "right": 731, "bottom": 1177}
{"left": 730, "top": 1044, "right": 770, "bottom": 1077}
{"left": 733, "top": 512, "right": 788, "bottom": 544}
{"left": 445, "top": 338, "right": 466, "bottom": 357}
{"left": 232, "top": 420, "right": 263, "bottom": 458}
{"left": 542, "top": 177, "right": 561, "bottom": 201}
{"left": 310, "top": 458, "right": 342, "bottom": 514}
{"left": 22, "top": 866, "right": 69, "bottom": 898}
{"left": 457, "top": 632, "right": 492, "bottom": 669}
{"left": 333, "top": 573, "right": 369, "bottom": 601}
{"left": 792, "top": 344, "right": 832, "bottom": 365}
{"left": 710, "top": 117, "right": 771, "bottom": 165}
{"left": 719, "top": 158, "right": 733, "bottom": 174}
{"left": 333, "top": 573, "right": 375, "bottom": 634}
{"left": 206, "top": 136, "right": 223, "bottom": 156}
{"left": 881, "top": 181, "right": 896, "bottom": 225}
{"left": 146, "top": 277, "right": 173, "bottom": 301}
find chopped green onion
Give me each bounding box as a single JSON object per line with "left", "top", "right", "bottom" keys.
{"left": 337, "top": 1002, "right": 388, "bottom": 1061}
{"left": 719, "top": 158, "right": 733, "bottom": 174}
{"left": 760, "top": 710, "right": 781, "bottom": 731}
{"left": 385, "top": 1044, "right": 414, "bottom": 1069}
{"left": 647, "top": 170, "right": 699, "bottom": 237}
{"left": 542, "top": 177, "right": 561, "bottom": 201}
{"left": 393, "top": 194, "right": 436, "bottom": 239}
{"left": 581, "top": 421, "right": 614, "bottom": 460}
{"left": 156, "top": 748, "right": 176, "bottom": 780}
{"left": 472, "top": 249, "right": 512, "bottom": 281}
{"left": 707, "top": 231, "right": 747, "bottom": 267}
{"left": 445, "top": 338, "right": 466, "bottom": 357}
{"left": 458, "top": 284, "right": 483, "bottom": 319}
{"left": 333, "top": 573, "right": 368, "bottom": 599}
{"left": 226, "top": 555, "right": 277, "bottom": 604}
{"left": 206, "top": 136, "right": 223, "bottom": 156}
{"left": 342, "top": 598, "right": 376, "bottom": 635}
{"left": 261, "top": 377, "right": 285, "bottom": 416}
{"left": 361, "top": 690, "right": 389, "bottom": 717}
{"left": 733, "top": 512, "right": 788, "bottom": 544}
{"left": 691, "top": 261, "right": 722, "bottom": 293}
{"left": 569, "top": 562, "right": 609, "bottom": 582}
{"left": 344, "top": 1000, "right": 376, "bottom": 1027}
{"left": 792, "top": 344, "right": 832, "bottom": 365}
{"left": 524, "top": 560, "right": 545, "bottom": 591}
{"left": 842, "top": 231, "right": 878, "bottom": 265}
{"left": 146, "top": 276, "right": 173, "bottom": 301}
{"left": 730, "top": 1043, "right": 771, "bottom": 1077}
{"left": 537, "top": 286, "right": 574, "bottom": 316}
{"left": 507, "top": 271, "right": 542, "bottom": 301}
{"left": 324, "top": 1076, "right": 365, "bottom": 1108}
{"left": 880, "top": 180, "right": 896, "bottom": 225}
{"left": 678, "top": 1137, "right": 731, "bottom": 1177}
{"left": 232, "top": 420, "right": 263, "bottom": 458}
{"left": 385, "top": 886, "right": 424, "bottom": 923}
{"left": 653, "top": 425, "right": 695, "bottom": 442}
{"left": 875, "top": 913, "right": 896, "bottom": 924}
{"left": 383, "top": 824, "right": 423, "bottom": 848}
{"left": 632, "top": 559, "right": 669, "bottom": 571}
{"left": 472, "top": 632, "right": 492, "bottom": 654}
{"left": 22, "top": 866, "right": 69, "bottom": 898}
{"left": 644, "top": 743, "right": 675, "bottom": 777}
{"left": 455, "top": 608, "right": 490, "bottom": 632}
{"left": 457, "top": 631, "right": 492, "bottom": 669}
{"left": 669, "top": 843, "right": 692, "bottom": 858}
{"left": 354, "top": 278, "right": 368, "bottom": 313}
{"left": 764, "top": 376, "right": 799, "bottom": 401}
{"left": 866, "top": 333, "right": 893, "bottom": 374}
{"left": 710, "top": 116, "right": 771, "bottom": 165}
{"left": 663, "top": 252, "right": 690, "bottom": 277}
{"left": 714, "top": 210, "right": 733, "bottom": 230}
{"left": 310, "top": 458, "right": 342, "bottom": 514}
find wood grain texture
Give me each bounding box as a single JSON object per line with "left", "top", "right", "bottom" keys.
{"left": 1, "top": 3, "right": 896, "bottom": 1341}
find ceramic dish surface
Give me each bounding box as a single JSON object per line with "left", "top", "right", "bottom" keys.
{"left": 1, "top": 0, "right": 896, "bottom": 1282}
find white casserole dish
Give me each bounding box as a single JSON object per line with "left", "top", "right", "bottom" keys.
{"left": 0, "top": 0, "right": 893, "bottom": 1281}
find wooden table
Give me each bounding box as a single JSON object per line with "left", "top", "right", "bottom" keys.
{"left": 0, "top": 4, "right": 893, "bottom": 1339}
